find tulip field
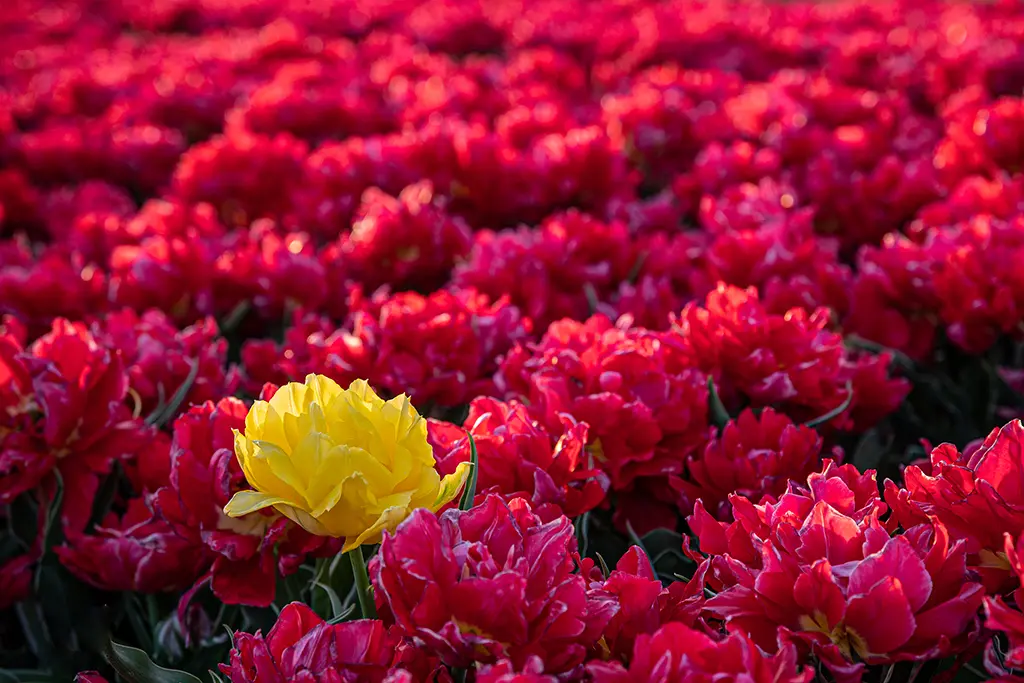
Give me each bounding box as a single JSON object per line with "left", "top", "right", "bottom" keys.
{"left": 5, "top": 0, "right": 1024, "bottom": 680}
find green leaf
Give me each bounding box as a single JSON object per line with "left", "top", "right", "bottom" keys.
{"left": 706, "top": 377, "right": 730, "bottom": 429}
{"left": 310, "top": 555, "right": 354, "bottom": 620}
{"left": 8, "top": 491, "right": 37, "bottom": 552}
{"left": 14, "top": 602, "right": 53, "bottom": 663}
{"left": 102, "top": 639, "right": 203, "bottom": 683}
{"left": 312, "top": 581, "right": 345, "bottom": 622}
{"left": 804, "top": 381, "right": 854, "bottom": 429}
{"left": 273, "top": 570, "right": 307, "bottom": 613}
{"left": 146, "top": 359, "right": 200, "bottom": 429}
{"left": 583, "top": 283, "right": 599, "bottom": 315}
{"left": 209, "top": 671, "right": 227, "bottom": 683}
{"left": 41, "top": 472, "right": 63, "bottom": 547}
{"left": 458, "top": 432, "right": 479, "bottom": 512}
{"left": 594, "top": 552, "right": 611, "bottom": 579}
{"left": 218, "top": 300, "right": 251, "bottom": 334}
{"left": 574, "top": 512, "right": 591, "bottom": 558}
{"left": 326, "top": 604, "right": 357, "bottom": 625}
{"left": 122, "top": 594, "right": 154, "bottom": 654}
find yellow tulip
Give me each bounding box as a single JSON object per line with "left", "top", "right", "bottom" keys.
{"left": 223, "top": 374, "right": 471, "bottom": 552}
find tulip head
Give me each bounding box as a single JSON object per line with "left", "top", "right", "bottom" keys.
{"left": 224, "top": 374, "right": 470, "bottom": 551}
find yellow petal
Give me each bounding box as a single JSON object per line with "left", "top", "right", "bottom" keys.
{"left": 250, "top": 440, "right": 309, "bottom": 505}
{"left": 431, "top": 461, "right": 472, "bottom": 511}
{"left": 274, "top": 503, "right": 331, "bottom": 536}
{"left": 347, "top": 378, "right": 384, "bottom": 409}
{"left": 342, "top": 505, "right": 410, "bottom": 552}
{"left": 223, "top": 490, "right": 293, "bottom": 518}
{"left": 235, "top": 429, "right": 297, "bottom": 501}
{"left": 268, "top": 380, "right": 311, "bottom": 418}
{"left": 290, "top": 430, "right": 333, "bottom": 483}
{"left": 244, "top": 401, "right": 269, "bottom": 439}
{"left": 305, "top": 373, "right": 343, "bottom": 408}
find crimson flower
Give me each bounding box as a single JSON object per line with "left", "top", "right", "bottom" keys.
{"left": 670, "top": 283, "right": 908, "bottom": 432}
{"left": 429, "top": 396, "right": 608, "bottom": 518}
{"left": 886, "top": 419, "right": 1024, "bottom": 591}
{"left": 587, "top": 623, "right": 813, "bottom": 683}
{"left": 498, "top": 315, "right": 708, "bottom": 493}
{"left": 56, "top": 496, "right": 209, "bottom": 593}
{"left": 476, "top": 657, "right": 556, "bottom": 683}
{"left": 374, "top": 495, "right": 617, "bottom": 673}
{"left": 222, "top": 602, "right": 396, "bottom": 683}
{"left": 673, "top": 408, "right": 839, "bottom": 520}
{"left": 0, "top": 319, "right": 151, "bottom": 532}
{"left": 691, "top": 463, "right": 984, "bottom": 682}
{"left": 984, "top": 532, "right": 1024, "bottom": 676}
{"left": 322, "top": 181, "right": 472, "bottom": 293}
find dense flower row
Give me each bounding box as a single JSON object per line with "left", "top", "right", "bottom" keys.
{"left": 4, "top": 0, "right": 1024, "bottom": 681}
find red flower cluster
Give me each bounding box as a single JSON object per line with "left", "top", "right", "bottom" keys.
{"left": 0, "top": 317, "right": 150, "bottom": 531}
{"left": 11, "top": 0, "right": 1024, "bottom": 681}
{"left": 497, "top": 315, "right": 709, "bottom": 531}
{"left": 244, "top": 288, "right": 532, "bottom": 407}
{"left": 222, "top": 603, "right": 397, "bottom": 683}
{"left": 453, "top": 211, "right": 636, "bottom": 330}
{"left": 374, "top": 495, "right": 617, "bottom": 673}
{"left": 671, "top": 284, "right": 909, "bottom": 431}
{"left": 673, "top": 408, "right": 841, "bottom": 521}
{"left": 690, "top": 462, "right": 984, "bottom": 682}
{"left": 887, "top": 419, "right": 1024, "bottom": 591}
{"left": 322, "top": 181, "right": 473, "bottom": 294}
{"left": 588, "top": 623, "right": 814, "bottom": 683}
{"left": 429, "top": 396, "right": 608, "bottom": 518}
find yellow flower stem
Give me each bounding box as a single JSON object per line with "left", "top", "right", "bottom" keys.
{"left": 347, "top": 548, "right": 377, "bottom": 619}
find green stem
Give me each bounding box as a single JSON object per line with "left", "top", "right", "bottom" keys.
{"left": 347, "top": 548, "right": 376, "bottom": 619}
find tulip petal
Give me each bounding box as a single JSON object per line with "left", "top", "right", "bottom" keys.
{"left": 305, "top": 374, "right": 343, "bottom": 409}
{"left": 432, "top": 461, "right": 473, "bottom": 510}
{"left": 343, "top": 505, "right": 410, "bottom": 552}
{"left": 223, "top": 490, "right": 293, "bottom": 517}
{"left": 275, "top": 504, "right": 331, "bottom": 536}
{"left": 848, "top": 536, "right": 932, "bottom": 612}
{"left": 844, "top": 576, "right": 916, "bottom": 657}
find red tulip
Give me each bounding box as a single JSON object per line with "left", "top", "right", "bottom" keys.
{"left": 587, "top": 546, "right": 707, "bottom": 662}
{"left": 498, "top": 314, "right": 709, "bottom": 493}
{"left": 984, "top": 532, "right": 1024, "bottom": 675}
{"left": 74, "top": 674, "right": 110, "bottom": 683}
{"left": 691, "top": 463, "right": 984, "bottom": 681}
{"left": 0, "top": 319, "right": 151, "bottom": 532}
{"left": 476, "top": 657, "right": 556, "bottom": 683}
{"left": 673, "top": 408, "right": 838, "bottom": 520}
{"left": 0, "top": 553, "right": 35, "bottom": 610}
{"left": 670, "top": 284, "right": 908, "bottom": 432}
{"left": 429, "top": 396, "right": 608, "bottom": 518}
{"left": 92, "top": 308, "right": 237, "bottom": 422}
{"left": 56, "top": 497, "right": 209, "bottom": 593}
{"left": 587, "top": 622, "right": 813, "bottom": 683}
{"left": 222, "top": 602, "right": 396, "bottom": 683}
{"left": 886, "top": 419, "right": 1024, "bottom": 590}
{"left": 374, "top": 496, "right": 617, "bottom": 672}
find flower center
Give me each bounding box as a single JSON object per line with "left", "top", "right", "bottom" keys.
{"left": 978, "top": 548, "right": 1013, "bottom": 571}
{"left": 799, "top": 612, "right": 869, "bottom": 661}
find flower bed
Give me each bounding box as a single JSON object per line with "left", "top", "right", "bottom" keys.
{"left": 3, "top": 0, "right": 1024, "bottom": 681}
